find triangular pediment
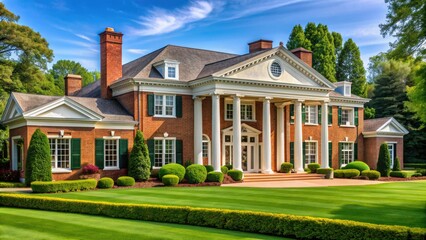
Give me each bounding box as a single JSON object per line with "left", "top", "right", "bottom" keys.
{"left": 1, "top": 94, "right": 24, "bottom": 122}
{"left": 222, "top": 123, "right": 261, "bottom": 134}
{"left": 377, "top": 119, "right": 409, "bottom": 135}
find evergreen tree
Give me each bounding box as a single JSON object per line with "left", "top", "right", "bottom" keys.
{"left": 286, "top": 24, "right": 311, "bottom": 50}
{"left": 393, "top": 157, "right": 401, "bottom": 171}
{"left": 128, "top": 130, "right": 151, "bottom": 181}
{"left": 377, "top": 143, "right": 391, "bottom": 177}
{"left": 25, "top": 129, "right": 52, "bottom": 186}
{"left": 332, "top": 32, "right": 343, "bottom": 60}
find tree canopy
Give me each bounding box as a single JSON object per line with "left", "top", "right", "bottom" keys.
{"left": 48, "top": 60, "right": 98, "bottom": 92}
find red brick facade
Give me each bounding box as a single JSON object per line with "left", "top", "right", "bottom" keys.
{"left": 363, "top": 137, "right": 403, "bottom": 169}
{"left": 100, "top": 28, "right": 123, "bottom": 99}
{"left": 64, "top": 74, "right": 82, "bottom": 96}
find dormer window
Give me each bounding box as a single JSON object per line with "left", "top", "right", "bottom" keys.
{"left": 153, "top": 59, "right": 180, "bottom": 80}
{"left": 168, "top": 66, "right": 176, "bottom": 79}
{"left": 335, "top": 81, "right": 352, "bottom": 97}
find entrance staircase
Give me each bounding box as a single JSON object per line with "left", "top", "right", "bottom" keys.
{"left": 243, "top": 173, "right": 324, "bottom": 182}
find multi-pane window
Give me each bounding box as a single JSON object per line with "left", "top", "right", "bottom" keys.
{"left": 341, "top": 108, "right": 354, "bottom": 126}
{"left": 154, "top": 139, "right": 175, "bottom": 167}
{"left": 202, "top": 135, "right": 209, "bottom": 158}
{"left": 388, "top": 143, "right": 395, "bottom": 167}
{"left": 305, "top": 142, "right": 317, "bottom": 165}
{"left": 305, "top": 106, "right": 318, "bottom": 124}
{"left": 168, "top": 67, "right": 176, "bottom": 78}
{"left": 270, "top": 61, "right": 282, "bottom": 77}
{"left": 104, "top": 139, "right": 118, "bottom": 168}
{"left": 341, "top": 143, "right": 354, "bottom": 165}
{"left": 49, "top": 139, "right": 70, "bottom": 169}
{"left": 225, "top": 102, "right": 255, "bottom": 121}
{"left": 154, "top": 95, "right": 175, "bottom": 117}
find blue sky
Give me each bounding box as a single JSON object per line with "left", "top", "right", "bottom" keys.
{"left": 3, "top": 0, "right": 392, "bottom": 72}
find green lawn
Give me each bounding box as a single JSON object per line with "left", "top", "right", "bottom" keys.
{"left": 40, "top": 181, "right": 426, "bottom": 228}
{"left": 0, "top": 207, "right": 285, "bottom": 240}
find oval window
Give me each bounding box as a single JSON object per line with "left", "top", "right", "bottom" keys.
{"left": 270, "top": 61, "right": 282, "bottom": 77}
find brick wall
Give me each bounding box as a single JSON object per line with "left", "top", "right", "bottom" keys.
{"left": 363, "top": 137, "right": 404, "bottom": 169}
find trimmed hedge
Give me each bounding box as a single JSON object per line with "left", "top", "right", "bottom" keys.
{"left": 405, "top": 163, "right": 426, "bottom": 169}
{"left": 221, "top": 166, "right": 228, "bottom": 175}
{"left": 361, "top": 170, "right": 381, "bottom": 180}
{"left": 159, "top": 163, "right": 186, "bottom": 182}
{"left": 415, "top": 169, "right": 426, "bottom": 176}
{"left": 204, "top": 165, "right": 214, "bottom": 173}
{"left": 228, "top": 170, "right": 243, "bottom": 181}
{"left": 31, "top": 179, "right": 97, "bottom": 193}
{"left": 117, "top": 176, "right": 135, "bottom": 186}
{"left": 342, "top": 161, "right": 370, "bottom": 172}
{"left": 97, "top": 177, "right": 114, "bottom": 189}
{"left": 206, "top": 172, "right": 224, "bottom": 183}
{"left": 0, "top": 194, "right": 424, "bottom": 240}
{"left": 185, "top": 164, "right": 207, "bottom": 184}
{"left": 334, "top": 169, "right": 360, "bottom": 178}
{"left": 317, "top": 168, "right": 333, "bottom": 175}
{"left": 280, "top": 162, "right": 293, "bottom": 173}
{"left": 412, "top": 173, "right": 422, "bottom": 177}
{"left": 162, "top": 174, "right": 179, "bottom": 186}
{"left": 307, "top": 163, "right": 321, "bottom": 173}
{"left": 390, "top": 171, "right": 409, "bottom": 178}
{"left": 0, "top": 182, "right": 26, "bottom": 188}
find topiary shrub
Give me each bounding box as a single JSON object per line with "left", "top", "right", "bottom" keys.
{"left": 390, "top": 171, "right": 409, "bottom": 178}
{"left": 25, "top": 129, "right": 52, "bottom": 186}
{"left": 393, "top": 157, "right": 401, "bottom": 171}
{"left": 307, "top": 163, "right": 321, "bottom": 173}
{"left": 416, "top": 169, "right": 426, "bottom": 176}
{"left": 361, "top": 170, "right": 381, "bottom": 180}
{"left": 228, "top": 170, "right": 243, "bottom": 181}
{"left": 304, "top": 168, "right": 311, "bottom": 173}
{"left": 224, "top": 164, "right": 233, "bottom": 170}
{"left": 221, "top": 166, "right": 228, "bottom": 175}
{"left": 206, "top": 172, "right": 224, "bottom": 183}
{"left": 97, "top": 177, "right": 114, "bottom": 189}
{"left": 280, "top": 162, "right": 293, "bottom": 173}
{"left": 377, "top": 143, "right": 391, "bottom": 177}
{"left": 334, "top": 170, "right": 344, "bottom": 178}
{"left": 185, "top": 164, "right": 207, "bottom": 184}
{"left": 162, "top": 174, "right": 179, "bottom": 186}
{"left": 343, "top": 169, "right": 360, "bottom": 178}
{"left": 342, "top": 161, "right": 370, "bottom": 173}
{"left": 204, "top": 165, "right": 214, "bottom": 173}
{"left": 128, "top": 130, "right": 151, "bottom": 181}
{"left": 159, "top": 163, "right": 185, "bottom": 182}
{"left": 117, "top": 176, "right": 135, "bottom": 186}
{"left": 317, "top": 168, "right": 333, "bottom": 175}
{"left": 31, "top": 179, "right": 97, "bottom": 193}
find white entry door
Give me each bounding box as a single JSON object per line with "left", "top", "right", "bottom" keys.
{"left": 242, "top": 143, "right": 257, "bottom": 172}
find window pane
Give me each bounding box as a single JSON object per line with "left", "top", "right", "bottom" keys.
{"left": 49, "top": 139, "right": 70, "bottom": 169}
{"left": 49, "top": 139, "right": 56, "bottom": 168}
{"left": 155, "top": 95, "right": 163, "bottom": 115}
{"left": 341, "top": 143, "right": 353, "bottom": 165}
{"left": 226, "top": 104, "right": 233, "bottom": 119}
{"left": 305, "top": 142, "right": 316, "bottom": 164}
{"left": 202, "top": 141, "right": 208, "bottom": 158}
{"left": 168, "top": 67, "right": 176, "bottom": 78}
{"left": 164, "top": 140, "right": 174, "bottom": 165}
{"left": 154, "top": 140, "right": 163, "bottom": 167}
{"left": 104, "top": 139, "right": 118, "bottom": 168}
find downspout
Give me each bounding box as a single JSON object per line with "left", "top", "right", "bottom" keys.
{"left": 138, "top": 82, "right": 141, "bottom": 131}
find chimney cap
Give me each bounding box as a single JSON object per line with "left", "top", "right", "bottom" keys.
{"left": 290, "top": 47, "right": 312, "bottom": 53}
{"left": 64, "top": 74, "right": 82, "bottom": 79}
{"left": 105, "top": 27, "right": 115, "bottom": 32}
{"left": 247, "top": 39, "right": 273, "bottom": 45}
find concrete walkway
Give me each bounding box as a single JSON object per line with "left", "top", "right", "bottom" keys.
{"left": 0, "top": 188, "right": 32, "bottom": 193}
{"left": 222, "top": 179, "right": 386, "bottom": 188}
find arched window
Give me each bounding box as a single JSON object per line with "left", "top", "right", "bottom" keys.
{"left": 202, "top": 134, "right": 211, "bottom": 165}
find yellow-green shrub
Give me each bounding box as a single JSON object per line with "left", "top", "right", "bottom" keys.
{"left": 31, "top": 179, "right": 97, "bottom": 193}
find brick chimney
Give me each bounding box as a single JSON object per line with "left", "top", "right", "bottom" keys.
{"left": 64, "top": 74, "right": 82, "bottom": 96}
{"left": 248, "top": 39, "right": 273, "bottom": 53}
{"left": 290, "top": 47, "right": 312, "bottom": 67}
{"left": 99, "top": 27, "right": 123, "bottom": 99}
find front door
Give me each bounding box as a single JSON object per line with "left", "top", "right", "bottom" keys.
{"left": 241, "top": 143, "right": 257, "bottom": 172}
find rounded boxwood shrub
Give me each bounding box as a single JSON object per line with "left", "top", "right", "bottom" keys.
{"left": 162, "top": 174, "right": 179, "bottom": 186}
{"left": 117, "top": 176, "right": 135, "bottom": 186}
{"left": 334, "top": 170, "right": 344, "bottom": 178}
{"left": 317, "top": 168, "right": 333, "bottom": 175}
{"left": 390, "top": 171, "right": 409, "bottom": 178}
{"left": 343, "top": 169, "right": 360, "bottom": 178}
{"left": 228, "top": 170, "right": 243, "bottom": 181}
{"left": 342, "top": 161, "right": 370, "bottom": 172}
{"left": 97, "top": 177, "right": 114, "bottom": 189}
{"left": 307, "top": 163, "right": 321, "bottom": 173}
{"left": 221, "top": 166, "right": 228, "bottom": 175}
{"left": 361, "top": 170, "right": 381, "bottom": 180}
{"left": 206, "top": 172, "right": 224, "bottom": 183}
{"left": 280, "top": 162, "right": 293, "bottom": 173}
{"left": 412, "top": 173, "right": 422, "bottom": 177}
{"left": 204, "top": 165, "right": 214, "bottom": 173}
{"left": 416, "top": 169, "right": 426, "bottom": 176}
{"left": 185, "top": 164, "right": 207, "bottom": 184}
{"left": 159, "top": 163, "right": 185, "bottom": 182}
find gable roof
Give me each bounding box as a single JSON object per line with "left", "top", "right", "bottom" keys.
{"left": 363, "top": 117, "right": 409, "bottom": 137}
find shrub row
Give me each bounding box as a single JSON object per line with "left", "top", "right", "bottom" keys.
{"left": 0, "top": 194, "right": 424, "bottom": 240}
{"left": 404, "top": 163, "right": 426, "bottom": 169}
{"left": 390, "top": 171, "right": 409, "bottom": 178}
{"left": 316, "top": 168, "right": 333, "bottom": 175}
{"left": 0, "top": 182, "right": 26, "bottom": 188}
{"left": 31, "top": 179, "right": 97, "bottom": 193}
{"left": 334, "top": 169, "right": 360, "bottom": 178}
{"left": 415, "top": 169, "right": 426, "bottom": 176}
{"left": 361, "top": 170, "right": 381, "bottom": 180}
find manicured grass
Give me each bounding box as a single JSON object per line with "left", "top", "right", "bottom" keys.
{"left": 0, "top": 207, "right": 285, "bottom": 240}
{"left": 41, "top": 181, "right": 426, "bottom": 228}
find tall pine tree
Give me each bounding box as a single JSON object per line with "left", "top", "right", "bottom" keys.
{"left": 332, "top": 32, "right": 343, "bottom": 62}
{"left": 336, "top": 39, "right": 367, "bottom": 96}
{"left": 286, "top": 24, "right": 311, "bottom": 50}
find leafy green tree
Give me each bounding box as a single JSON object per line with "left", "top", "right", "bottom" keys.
{"left": 364, "top": 107, "right": 376, "bottom": 119}
{"left": 377, "top": 143, "right": 391, "bottom": 177}
{"left": 25, "top": 129, "right": 52, "bottom": 186}
{"left": 406, "top": 63, "right": 426, "bottom": 123}
{"left": 48, "top": 60, "right": 97, "bottom": 92}
{"left": 286, "top": 24, "right": 311, "bottom": 50}
{"left": 332, "top": 32, "right": 343, "bottom": 60}
{"left": 312, "top": 37, "right": 336, "bottom": 82}
{"left": 128, "top": 130, "right": 151, "bottom": 181}
{"left": 336, "top": 39, "right": 367, "bottom": 96}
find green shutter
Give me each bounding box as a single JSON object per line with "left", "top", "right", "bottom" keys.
{"left": 328, "top": 142, "right": 332, "bottom": 168}
{"left": 328, "top": 106, "right": 333, "bottom": 125}
{"left": 302, "top": 104, "right": 306, "bottom": 123}
{"left": 290, "top": 104, "right": 294, "bottom": 124}
{"left": 354, "top": 143, "right": 358, "bottom": 160}
{"left": 70, "top": 138, "right": 81, "bottom": 170}
{"left": 302, "top": 142, "right": 306, "bottom": 165}
{"left": 95, "top": 139, "right": 104, "bottom": 169}
{"left": 119, "top": 139, "right": 128, "bottom": 169}
{"left": 176, "top": 96, "right": 182, "bottom": 118}
{"left": 147, "top": 139, "right": 155, "bottom": 168}
{"left": 354, "top": 107, "right": 359, "bottom": 126}
{"left": 176, "top": 140, "right": 183, "bottom": 165}
{"left": 318, "top": 105, "right": 322, "bottom": 125}
{"left": 338, "top": 143, "right": 343, "bottom": 167}
{"left": 290, "top": 142, "right": 294, "bottom": 165}
{"left": 338, "top": 107, "right": 342, "bottom": 125}
{"left": 148, "top": 94, "right": 154, "bottom": 116}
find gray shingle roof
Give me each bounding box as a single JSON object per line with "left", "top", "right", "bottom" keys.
{"left": 364, "top": 117, "right": 392, "bottom": 132}
{"left": 329, "top": 91, "right": 366, "bottom": 100}
{"left": 74, "top": 80, "right": 101, "bottom": 98}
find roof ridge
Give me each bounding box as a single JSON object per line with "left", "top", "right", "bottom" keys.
{"left": 203, "top": 49, "right": 269, "bottom": 67}
{"left": 166, "top": 44, "right": 238, "bottom": 56}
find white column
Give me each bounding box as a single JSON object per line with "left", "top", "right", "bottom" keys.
{"left": 193, "top": 97, "right": 203, "bottom": 165}
{"left": 294, "top": 100, "right": 304, "bottom": 172}
{"left": 262, "top": 97, "right": 273, "bottom": 174}
{"left": 233, "top": 95, "right": 242, "bottom": 171}
{"left": 321, "top": 101, "right": 329, "bottom": 168}
{"left": 211, "top": 94, "right": 221, "bottom": 172}
{"left": 276, "top": 105, "right": 285, "bottom": 171}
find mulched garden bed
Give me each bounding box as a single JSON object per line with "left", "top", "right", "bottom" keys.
{"left": 378, "top": 176, "right": 426, "bottom": 182}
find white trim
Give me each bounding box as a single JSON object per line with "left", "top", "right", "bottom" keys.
{"left": 338, "top": 141, "right": 355, "bottom": 167}
{"left": 49, "top": 138, "right": 71, "bottom": 171}
{"left": 52, "top": 168, "right": 72, "bottom": 173}
{"left": 305, "top": 105, "right": 318, "bottom": 124}
{"left": 103, "top": 138, "right": 120, "bottom": 169}
{"left": 152, "top": 137, "right": 177, "bottom": 169}
{"left": 268, "top": 59, "right": 284, "bottom": 80}
{"left": 202, "top": 134, "right": 211, "bottom": 165}
{"left": 224, "top": 100, "right": 256, "bottom": 121}
{"left": 11, "top": 136, "right": 22, "bottom": 171}
{"left": 304, "top": 140, "right": 318, "bottom": 166}
{"left": 154, "top": 94, "right": 176, "bottom": 118}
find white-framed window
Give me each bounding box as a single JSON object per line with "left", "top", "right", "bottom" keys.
{"left": 387, "top": 143, "right": 396, "bottom": 167}
{"left": 167, "top": 66, "right": 176, "bottom": 78}
{"left": 225, "top": 101, "right": 255, "bottom": 121}
{"left": 154, "top": 138, "right": 176, "bottom": 168}
{"left": 270, "top": 61, "right": 282, "bottom": 78}
{"left": 202, "top": 134, "right": 210, "bottom": 164}
{"left": 305, "top": 141, "right": 317, "bottom": 165}
{"left": 341, "top": 108, "right": 354, "bottom": 126}
{"left": 154, "top": 94, "right": 175, "bottom": 117}
{"left": 49, "top": 138, "right": 71, "bottom": 169}
{"left": 104, "top": 139, "right": 119, "bottom": 169}
{"left": 341, "top": 142, "right": 354, "bottom": 165}
{"left": 305, "top": 105, "right": 318, "bottom": 124}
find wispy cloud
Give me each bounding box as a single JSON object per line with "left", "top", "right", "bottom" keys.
{"left": 127, "top": 49, "right": 147, "bottom": 54}
{"left": 128, "top": 1, "right": 214, "bottom": 36}
{"left": 75, "top": 34, "right": 96, "bottom": 43}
